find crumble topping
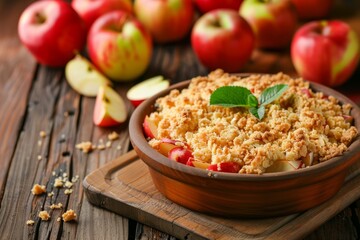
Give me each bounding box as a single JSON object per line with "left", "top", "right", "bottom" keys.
{"left": 148, "top": 70, "right": 358, "bottom": 174}
{"left": 26, "top": 220, "right": 35, "bottom": 226}
{"left": 50, "top": 203, "right": 63, "bottom": 209}
{"left": 75, "top": 141, "right": 95, "bottom": 153}
{"left": 108, "top": 131, "right": 119, "bottom": 141}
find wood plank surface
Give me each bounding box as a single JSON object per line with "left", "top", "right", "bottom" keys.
{"left": 0, "top": 0, "right": 359, "bottom": 239}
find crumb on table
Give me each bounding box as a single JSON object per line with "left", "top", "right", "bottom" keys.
{"left": 38, "top": 211, "right": 50, "bottom": 221}
{"left": 31, "top": 184, "right": 46, "bottom": 195}
{"left": 62, "top": 209, "right": 77, "bottom": 222}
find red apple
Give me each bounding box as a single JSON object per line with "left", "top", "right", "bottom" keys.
{"left": 191, "top": 9, "right": 255, "bottom": 72}
{"left": 291, "top": 0, "right": 333, "bottom": 20}
{"left": 239, "top": 0, "right": 297, "bottom": 49}
{"left": 18, "top": 0, "right": 86, "bottom": 67}
{"left": 134, "top": 0, "right": 194, "bottom": 43}
{"left": 194, "top": 0, "right": 243, "bottom": 13}
{"left": 168, "top": 147, "right": 193, "bottom": 164}
{"left": 207, "top": 162, "right": 242, "bottom": 173}
{"left": 93, "top": 85, "right": 128, "bottom": 127}
{"left": 72, "top": 0, "right": 133, "bottom": 31}
{"left": 143, "top": 115, "right": 158, "bottom": 138}
{"left": 88, "top": 11, "right": 153, "bottom": 81}
{"left": 291, "top": 20, "right": 359, "bottom": 87}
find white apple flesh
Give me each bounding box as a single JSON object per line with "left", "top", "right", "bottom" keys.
{"left": 266, "top": 160, "right": 304, "bottom": 173}
{"left": 65, "top": 54, "right": 111, "bottom": 97}
{"left": 143, "top": 115, "right": 158, "bottom": 138}
{"left": 93, "top": 85, "right": 127, "bottom": 127}
{"left": 127, "top": 76, "right": 169, "bottom": 107}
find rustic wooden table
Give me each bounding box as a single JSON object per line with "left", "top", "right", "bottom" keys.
{"left": 1, "top": 0, "right": 360, "bottom": 239}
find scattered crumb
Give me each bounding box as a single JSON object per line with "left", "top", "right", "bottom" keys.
{"left": 39, "top": 211, "right": 50, "bottom": 221}
{"left": 31, "top": 184, "right": 46, "bottom": 195}
{"left": 75, "top": 141, "right": 94, "bottom": 153}
{"left": 108, "top": 131, "right": 119, "bottom": 141}
{"left": 106, "top": 141, "right": 112, "bottom": 148}
{"left": 38, "top": 140, "right": 42, "bottom": 146}
{"left": 52, "top": 171, "right": 56, "bottom": 176}
{"left": 64, "top": 189, "right": 73, "bottom": 195}
{"left": 64, "top": 181, "right": 73, "bottom": 188}
{"left": 62, "top": 209, "right": 77, "bottom": 222}
{"left": 64, "top": 111, "right": 69, "bottom": 117}
{"left": 37, "top": 155, "right": 42, "bottom": 160}
{"left": 71, "top": 175, "right": 79, "bottom": 183}
{"left": 39, "top": 131, "right": 47, "bottom": 138}
{"left": 97, "top": 144, "right": 106, "bottom": 150}
{"left": 54, "top": 178, "right": 63, "bottom": 188}
{"left": 48, "top": 192, "right": 54, "bottom": 197}
{"left": 26, "top": 220, "right": 35, "bottom": 226}
{"left": 50, "top": 203, "right": 63, "bottom": 209}
{"left": 57, "top": 217, "right": 61, "bottom": 222}
{"left": 116, "top": 145, "right": 122, "bottom": 150}
{"left": 62, "top": 173, "right": 67, "bottom": 178}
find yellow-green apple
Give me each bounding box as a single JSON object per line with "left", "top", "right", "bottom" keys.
{"left": 291, "top": 20, "right": 359, "bottom": 87}
{"left": 134, "top": 0, "right": 194, "bottom": 43}
{"left": 194, "top": 0, "right": 243, "bottom": 13}
{"left": 168, "top": 147, "right": 193, "bottom": 164}
{"left": 93, "top": 85, "right": 128, "bottom": 127}
{"left": 72, "top": 0, "right": 133, "bottom": 31}
{"left": 87, "top": 11, "right": 153, "bottom": 81}
{"left": 143, "top": 116, "right": 158, "bottom": 138}
{"left": 127, "top": 76, "right": 170, "bottom": 107}
{"left": 186, "top": 158, "right": 210, "bottom": 169}
{"left": 65, "top": 54, "right": 111, "bottom": 97}
{"left": 266, "top": 160, "right": 304, "bottom": 173}
{"left": 207, "top": 162, "right": 242, "bottom": 173}
{"left": 239, "top": 0, "right": 297, "bottom": 49}
{"left": 191, "top": 9, "right": 255, "bottom": 72}
{"left": 291, "top": 0, "right": 333, "bottom": 20}
{"left": 18, "top": 0, "right": 86, "bottom": 67}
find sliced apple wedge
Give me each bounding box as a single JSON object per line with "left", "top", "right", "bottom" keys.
{"left": 127, "top": 76, "right": 170, "bottom": 107}
{"left": 266, "top": 160, "right": 304, "bottom": 173}
{"left": 93, "top": 85, "right": 127, "bottom": 127}
{"left": 186, "top": 159, "right": 211, "bottom": 169}
{"left": 143, "top": 115, "right": 158, "bottom": 139}
{"left": 65, "top": 54, "right": 111, "bottom": 97}
{"left": 168, "top": 147, "right": 193, "bottom": 165}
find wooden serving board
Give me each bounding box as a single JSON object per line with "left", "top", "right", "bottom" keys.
{"left": 83, "top": 150, "right": 360, "bottom": 240}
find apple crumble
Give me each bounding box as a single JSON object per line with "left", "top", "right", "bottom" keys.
{"left": 31, "top": 184, "right": 46, "bottom": 195}
{"left": 147, "top": 70, "right": 358, "bottom": 174}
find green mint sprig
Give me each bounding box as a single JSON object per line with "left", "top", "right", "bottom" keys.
{"left": 209, "top": 84, "right": 288, "bottom": 120}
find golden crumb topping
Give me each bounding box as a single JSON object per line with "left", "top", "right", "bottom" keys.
{"left": 148, "top": 70, "right": 358, "bottom": 174}
{"left": 39, "top": 211, "right": 50, "bottom": 221}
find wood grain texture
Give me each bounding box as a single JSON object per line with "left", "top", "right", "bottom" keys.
{"left": 84, "top": 150, "right": 360, "bottom": 240}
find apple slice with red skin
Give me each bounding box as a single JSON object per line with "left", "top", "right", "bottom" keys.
{"left": 65, "top": 54, "right": 111, "bottom": 97}
{"left": 186, "top": 158, "right": 211, "bottom": 169}
{"left": 127, "top": 76, "right": 169, "bottom": 107}
{"left": 168, "top": 147, "right": 193, "bottom": 165}
{"left": 143, "top": 115, "right": 158, "bottom": 139}
{"left": 207, "top": 162, "right": 242, "bottom": 173}
{"left": 93, "top": 85, "right": 127, "bottom": 127}
{"left": 343, "top": 115, "right": 354, "bottom": 123}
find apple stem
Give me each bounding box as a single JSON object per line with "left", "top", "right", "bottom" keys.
{"left": 35, "top": 12, "right": 46, "bottom": 24}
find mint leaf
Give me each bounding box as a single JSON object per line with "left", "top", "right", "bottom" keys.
{"left": 259, "top": 84, "right": 288, "bottom": 106}
{"left": 210, "top": 86, "right": 255, "bottom": 108}
{"left": 249, "top": 105, "right": 265, "bottom": 120}
{"left": 248, "top": 94, "right": 258, "bottom": 107}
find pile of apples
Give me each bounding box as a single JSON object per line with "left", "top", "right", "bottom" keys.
{"left": 17, "top": 0, "right": 359, "bottom": 128}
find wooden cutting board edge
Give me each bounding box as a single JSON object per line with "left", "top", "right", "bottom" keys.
{"left": 83, "top": 150, "right": 360, "bottom": 240}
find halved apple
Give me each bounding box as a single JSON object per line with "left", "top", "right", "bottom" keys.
{"left": 143, "top": 116, "right": 158, "bottom": 139}
{"left": 266, "top": 160, "right": 304, "bottom": 173}
{"left": 93, "top": 85, "right": 127, "bottom": 127}
{"left": 65, "top": 54, "right": 111, "bottom": 97}
{"left": 127, "top": 76, "right": 170, "bottom": 107}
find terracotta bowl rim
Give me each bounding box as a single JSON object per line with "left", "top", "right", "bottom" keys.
{"left": 129, "top": 73, "right": 360, "bottom": 182}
